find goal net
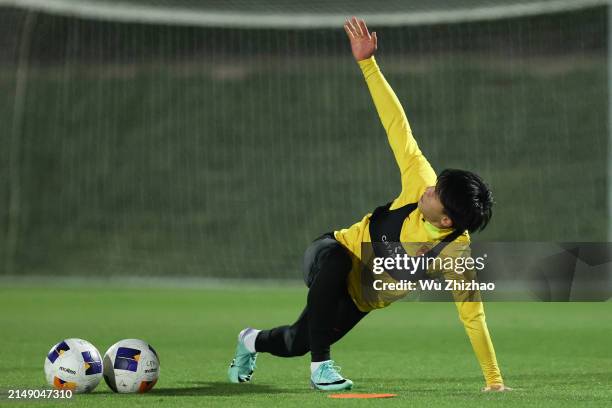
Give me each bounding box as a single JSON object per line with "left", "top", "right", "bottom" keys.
{"left": 0, "top": 0, "right": 608, "bottom": 279}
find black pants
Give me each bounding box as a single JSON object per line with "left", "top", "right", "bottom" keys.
{"left": 255, "top": 234, "right": 368, "bottom": 362}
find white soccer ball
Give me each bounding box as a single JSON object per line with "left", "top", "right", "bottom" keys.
{"left": 44, "top": 338, "right": 103, "bottom": 393}
{"left": 103, "top": 339, "right": 160, "bottom": 393}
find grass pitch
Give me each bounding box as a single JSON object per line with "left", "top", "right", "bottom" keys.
{"left": 0, "top": 284, "right": 611, "bottom": 407}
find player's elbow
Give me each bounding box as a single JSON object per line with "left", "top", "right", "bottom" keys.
{"left": 458, "top": 306, "right": 485, "bottom": 327}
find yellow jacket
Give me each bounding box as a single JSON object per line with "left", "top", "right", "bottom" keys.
{"left": 334, "top": 56, "right": 503, "bottom": 386}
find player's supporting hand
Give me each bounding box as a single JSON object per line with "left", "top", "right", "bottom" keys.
{"left": 481, "top": 384, "right": 514, "bottom": 392}
{"left": 344, "top": 16, "right": 377, "bottom": 62}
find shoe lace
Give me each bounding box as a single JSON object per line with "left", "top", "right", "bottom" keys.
{"left": 237, "top": 351, "right": 257, "bottom": 371}
{"left": 320, "top": 360, "right": 343, "bottom": 382}
{"left": 249, "top": 353, "right": 257, "bottom": 371}
{"left": 238, "top": 329, "right": 257, "bottom": 371}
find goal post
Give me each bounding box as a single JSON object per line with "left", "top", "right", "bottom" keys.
{"left": 0, "top": 0, "right": 609, "bottom": 28}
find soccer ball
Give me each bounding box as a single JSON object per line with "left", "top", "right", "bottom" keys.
{"left": 103, "top": 339, "right": 160, "bottom": 393}
{"left": 44, "top": 338, "right": 103, "bottom": 393}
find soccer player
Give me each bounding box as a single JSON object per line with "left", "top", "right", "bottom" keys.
{"left": 228, "top": 17, "right": 511, "bottom": 392}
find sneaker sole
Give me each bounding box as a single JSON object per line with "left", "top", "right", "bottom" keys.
{"left": 310, "top": 379, "right": 354, "bottom": 391}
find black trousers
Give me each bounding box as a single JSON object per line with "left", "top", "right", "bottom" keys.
{"left": 255, "top": 234, "right": 368, "bottom": 362}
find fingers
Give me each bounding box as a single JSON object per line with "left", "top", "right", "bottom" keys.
{"left": 352, "top": 16, "right": 364, "bottom": 36}
{"left": 481, "top": 385, "right": 514, "bottom": 392}
{"left": 345, "top": 16, "right": 370, "bottom": 39}
{"left": 358, "top": 18, "right": 371, "bottom": 39}
{"left": 344, "top": 18, "right": 358, "bottom": 38}
{"left": 343, "top": 23, "right": 355, "bottom": 39}
{"left": 372, "top": 31, "right": 378, "bottom": 48}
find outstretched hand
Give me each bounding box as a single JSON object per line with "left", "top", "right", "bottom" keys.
{"left": 482, "top": 384, "right": 514, "bottom": 392}
{"left": 344, "top": 16, "right": 377, "bottom": 61}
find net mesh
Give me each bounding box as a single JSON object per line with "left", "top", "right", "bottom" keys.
{"left": 0, "top": 3, "right": 608, "bottom": 278}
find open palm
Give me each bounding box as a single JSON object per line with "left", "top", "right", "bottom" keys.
{"left": 344, "top": 17, "right": 377, "bottom": 61}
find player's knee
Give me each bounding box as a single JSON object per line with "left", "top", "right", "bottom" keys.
{"left": 316, "top": 244, "right": 351, "bottom": 273}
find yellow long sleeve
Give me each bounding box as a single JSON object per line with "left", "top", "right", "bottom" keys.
{"left": 455, "top": 301, "right": 504, "bottom": 385}
{"left": 357, "top": 56, "right": 436, "bottom": 206}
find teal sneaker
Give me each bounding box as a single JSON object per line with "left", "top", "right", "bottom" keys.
{"left": 228, "top": 328, "right": 258, "bottom": 383}
{"left": 310, "top": 361, "right": 353, "bottom": 391}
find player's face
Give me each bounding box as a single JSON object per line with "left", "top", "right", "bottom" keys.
{"left": 418, "top": 186, "right": 452, "bottom": 229}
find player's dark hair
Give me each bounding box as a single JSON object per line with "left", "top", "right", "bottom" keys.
{"left": 435, "top": 169, "right": 493, "bottom": 233}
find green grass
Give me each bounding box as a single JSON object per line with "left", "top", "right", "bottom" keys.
{"left": 1, "top": 285, "right": 611, "bottom": 407}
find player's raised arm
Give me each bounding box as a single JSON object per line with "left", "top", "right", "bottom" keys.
{"left": 344, "top": 17, "right": 431, "bottom": 203}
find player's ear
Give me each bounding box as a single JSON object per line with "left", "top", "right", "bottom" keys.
{"left": 440, "top": 215, "right": 453, "bottom": 229}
